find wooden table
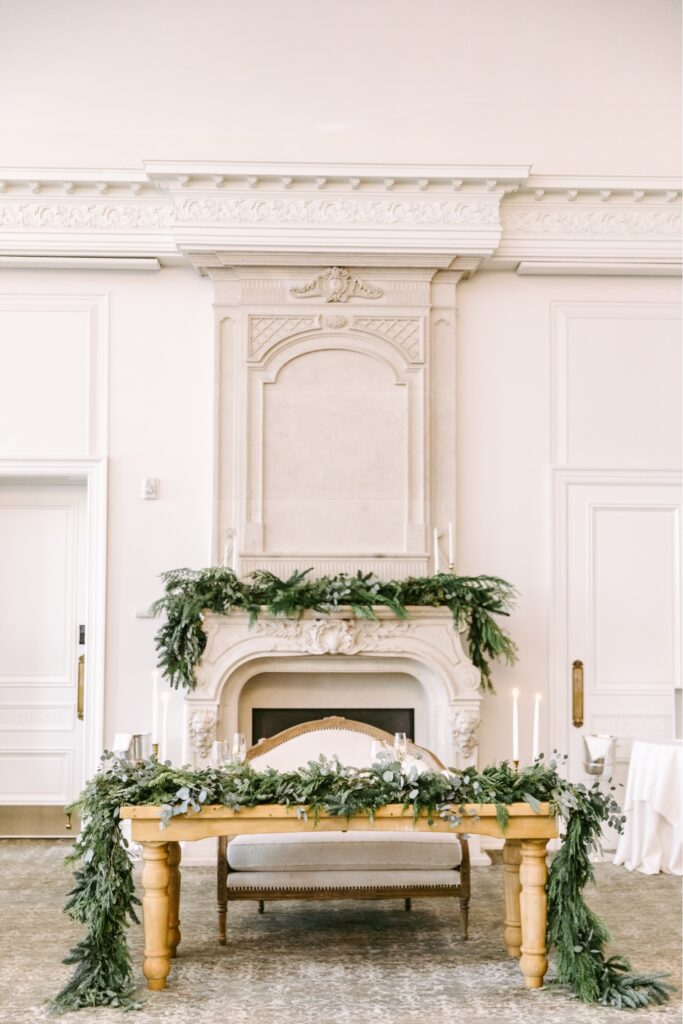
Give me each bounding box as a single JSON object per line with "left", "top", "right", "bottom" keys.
{"left": 121, "top": 802, "right": 558, "bottom": 993}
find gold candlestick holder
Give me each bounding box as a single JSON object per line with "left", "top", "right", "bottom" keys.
{"left": 447, "top": 562, "right": 454, "bottom": 574}
{"left": 152, "top": 742, "right": 159, "bottom": 758}
{"left": 512, "top": 759, "right": 519, "bottom": 772}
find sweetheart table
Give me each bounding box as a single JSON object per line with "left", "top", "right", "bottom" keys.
{"left": 121, "top": 801, "right": 558, "bottom": 993}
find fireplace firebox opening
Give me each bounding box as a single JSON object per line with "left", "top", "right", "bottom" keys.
{"left": 252, "top": 707, "right": 415, "bottom": 743}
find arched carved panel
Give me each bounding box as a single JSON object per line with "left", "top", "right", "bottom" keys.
{"left": 213, "top": 265, "right": 458, "bottom": 579}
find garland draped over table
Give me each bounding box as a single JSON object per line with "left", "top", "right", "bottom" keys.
{"left": 53, "top": 755, "right": 672, "bottom": 1013}
{"left": 152, "top": 568, "right": 519, "bottom": 692}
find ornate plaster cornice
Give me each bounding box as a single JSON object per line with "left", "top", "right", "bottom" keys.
{"left": 0, "top": 163, "right": 679, "bottom": 275}
{"left": 495, "top": 175, "right": 681, "bottom": 274}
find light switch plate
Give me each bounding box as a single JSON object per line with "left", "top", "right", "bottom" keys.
{"left": 141, "top": 477, "right": 160, "bottom": 500}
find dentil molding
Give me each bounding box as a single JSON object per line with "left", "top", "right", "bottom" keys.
{"left": 0, "top": 163, "right": 679, "bottom": 273}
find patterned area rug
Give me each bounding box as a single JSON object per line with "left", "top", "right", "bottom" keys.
{"left": 0, "top": 840, "right": 680, "bottom": 1024}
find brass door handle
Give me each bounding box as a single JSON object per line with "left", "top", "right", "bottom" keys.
{"left": 572, "top": 659, "right": 584, "bottom": 727}
{"left": 77, "top": 654, "right": 85, "bottom": 721}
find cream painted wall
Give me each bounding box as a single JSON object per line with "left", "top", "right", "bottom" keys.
{"left": 455, "top": 272, "right": 681, "bottom": 766}
{"left": 1, "top": 0, "right": 680, "bottom": 175}
{"left": 0, "top": 268, "right": 213, "bottom": 763}
{"left": 1, "top": 267, "right": 678, "bottom": 768}
{"left": 1, "top": 1, "right": 680, "bottom": 773}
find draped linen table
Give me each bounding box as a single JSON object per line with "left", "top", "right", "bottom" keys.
{"left": 614, "top": 739, "right": 683, "bottom": 875}
{"left": 121, "top": 802, "right": 558, "bottom": 993}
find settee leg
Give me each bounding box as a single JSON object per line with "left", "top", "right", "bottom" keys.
{"left": 257, "top": 900, "right": 265, "bottom": 914}
{"left": 217, "top": 836, "right": 228, "bottom": 946}
{"left": 459, "top": 897, "right": 469, "bottom": 940}
{"left": 404, "top": 898, "right": 412, "bottom": 912}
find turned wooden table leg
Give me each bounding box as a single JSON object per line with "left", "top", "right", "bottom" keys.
{"left": 167, "top": 841, "right": 181, "bottom": 958}
{"left": 519, "top": 838, "right": 549, "bottom": 989}
{"left": 503, "top": 839, "right": 522, "bottom": 958}
{"left": 217, "top": 836, "right": 228, "bottom": 946}
{"left": 142, "top": 842, "right": 171, "bottom": 991}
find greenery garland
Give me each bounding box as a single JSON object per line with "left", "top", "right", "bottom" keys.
{"left": 53, "top": 754, "right": 673, "bottom": 1013}
{"left": 151, "top": 567, "right": 518, "bottom": 692}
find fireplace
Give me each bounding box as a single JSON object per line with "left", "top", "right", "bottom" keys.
{"left": 184, "top": 607, "right": 482, "bottom": 770}
{"left": 252, "top": 707, "right": 415, "bottom": 743}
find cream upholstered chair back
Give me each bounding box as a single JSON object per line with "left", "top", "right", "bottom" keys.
{"left": 246, "top": 716, "right": 444, "bottom": 773}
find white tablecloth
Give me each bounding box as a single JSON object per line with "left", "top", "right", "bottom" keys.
{"left": 613, "top": 740, "right": 683, "bottom": 875}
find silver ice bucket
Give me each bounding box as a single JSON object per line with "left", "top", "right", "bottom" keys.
{"left": 582, "top": 734, "right": 616, "bottom": 776}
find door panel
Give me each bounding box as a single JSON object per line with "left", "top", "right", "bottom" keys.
{"left": 565, "top": 479, "right": 681, "bottom": 796}
{"left": 0, "top": 481, "right": 86, "bottom": 835}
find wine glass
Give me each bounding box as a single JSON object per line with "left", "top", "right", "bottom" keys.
{"left": 394, "top": 732, "right": 408, "bottom": 758}
{"left": 370, "top": 739, "right": 384, "bottom": 764}
{"left": 232, "top": 732, "right": 247, "bottom": 762}
{"left": 210, "top": 740, "right": 230, "bottom": 768}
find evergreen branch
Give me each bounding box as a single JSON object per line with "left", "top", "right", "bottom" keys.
{"left": 152, "top": 568, "right": 518, "bottom": 692}
{"left": 52, "top": 754, "right": 673, "bottom": 1013}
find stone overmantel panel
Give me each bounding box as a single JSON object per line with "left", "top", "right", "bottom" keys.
{"left": 212, "top": 262, "right": 457, "bottom": 579}
{"left": 185, "top": 606, "right": 482, "bottom": 770}
{"left": 0, "top": 163, "right": 679, "bottom": 274}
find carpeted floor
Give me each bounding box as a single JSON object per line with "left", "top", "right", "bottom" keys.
{"left": 0, "top": 841, "right": 680, "bottom": 1024}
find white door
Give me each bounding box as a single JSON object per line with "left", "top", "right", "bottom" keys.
{"left": 0, "top": 480, "right": 87, "bottom": 835}
{"left": 563, "top": 476, "right": 681, "bottom": 801}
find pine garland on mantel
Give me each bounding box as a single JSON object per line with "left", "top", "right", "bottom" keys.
{"left": 52, "top": 754, "right": 673, "bottom": 1012}
{"left": 152, "top": 567, "right": 518, "bottom": 693}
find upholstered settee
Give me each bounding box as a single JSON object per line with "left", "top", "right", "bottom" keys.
{"left": 217, "top": 717, "right": 470, "bottom": 942}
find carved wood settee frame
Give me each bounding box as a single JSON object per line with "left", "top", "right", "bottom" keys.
{"left": 216, "top": 717, "right": 471, "bottom": 942}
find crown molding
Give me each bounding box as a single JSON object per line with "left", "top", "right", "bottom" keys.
{"left": 0, "top": 164, "right": 679, "bottom": 275}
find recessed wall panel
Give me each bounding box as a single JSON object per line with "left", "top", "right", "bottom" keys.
{"left": 0, "top": 504, "right": 72, "bottom": 681}
{"left": 0, "top": 309, "right": 91, "bottom": 456}
{"left": 592, "top": 505, "right": 677, "bottom": 690}
{"left": 263, "top": 348, "right": 407, "bottom": 554}
{"left": 564, "top": 309, "right": 681, "bottom": 468}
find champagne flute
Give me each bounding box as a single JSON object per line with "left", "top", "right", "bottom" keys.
{"left": 232, "top": 732, "right": 247, "bottom": 762}
{"left": 210, "top": 740, "right": 230, "bottom": 768}
{"left": 394, "top": 732, "right": 408, "bottom": 758}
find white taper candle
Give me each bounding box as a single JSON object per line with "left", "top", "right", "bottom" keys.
{"left": 160, "top": 692, "right": 170, "bottom": 763}
{"left": 232, "top": 528, "right": 238, "bottom": 574}
{"left": 532, "top": 693, "right": 541, "bottom": 762}
{"left": 448, "top": 521, "right": 454, "bottom": 567}
{"left": 512, "top": 688, "right": 519, "bottom": 763}
{"left": 433, "top": 527, "right": 440, "bottom": 574}
{"left": 151, "top": 671, "right": 160, "bottom": 745}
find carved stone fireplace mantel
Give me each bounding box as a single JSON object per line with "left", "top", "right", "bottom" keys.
{"left": 184, "top": 606, "right": 482, "bottom": 770}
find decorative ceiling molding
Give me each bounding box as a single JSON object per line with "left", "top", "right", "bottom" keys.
{"left": 0, "top": 163, "right": 679, "bottom": 275}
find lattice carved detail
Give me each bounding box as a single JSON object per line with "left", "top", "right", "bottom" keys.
{"left": 248, "top": 315, "right": 320, "bottom": 359}
{"left": 352, "top": 316, "right": 423, "bottom": 361}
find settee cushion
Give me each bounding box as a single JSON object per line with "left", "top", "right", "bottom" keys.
{"left": 227, "top": 830, "right": 462, "bottom": 872}
{"left": 227, "top": 869, "right": 461, "bottom": 890}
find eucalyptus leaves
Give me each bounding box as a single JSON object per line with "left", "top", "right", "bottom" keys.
{"left": 53, "top": 754, "right": 673, "bottom": 1013}
{"left": 152, "top": 567, "right": 518, "bottom": 692}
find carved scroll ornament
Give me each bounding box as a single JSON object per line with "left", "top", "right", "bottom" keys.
{"left": 188, "top": 708, "right": 218, "bottom": 758}
{"left": 253, "top": 617, "right": 413, "bottom": 655}
{"left": 290, "top": 267, "right": 383, "bottom": 303}
{"left": 450, "top": 706, "right": 480, "bottom": 761}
